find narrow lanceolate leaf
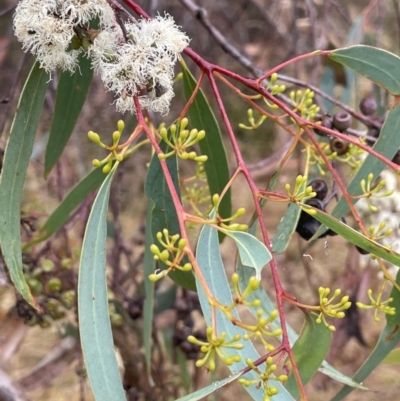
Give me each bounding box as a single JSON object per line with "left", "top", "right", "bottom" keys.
{"left": 0, "top": 62, "right": 49, "bottom": 309}
{"left": 330, "top": 269, "right": 400, "bottom": 401}
{"left": 181, "top": 62, "right": 231, "bottom": 222}
{"left": 44, "top": 53, "right": 93, "bottom": 177}
{"left": 78, "top": 163, "right": 126, "bottom": 401}
{"left": 329, "top": 46, "right": 400, "bottom": 95}
{"left": 196, "top": 211, "right": 295, "bottom": 401}
{"left": 142, "top": 204, "right": 156, "bottom": 386}
{"left": 315, "top": 104, "right": 400, "bottom": 238}
{"left": 272, "top": 203, "right": 301, "bottom": 254}
{"left": 175, "top": 371, "right": 243, "bottom": 401}
{"left": 285, "top": 314, "right": 331, "bottom": 398}
{"left": 25, "top": 165, "right": 109, "bottom": 248}
{"left": 301, "top": 204, "right": 400, "bottom": 266}
{"left": 220, "top": 228, "right": 272, "bottom": 280}
{"left": 145, "top": 139, "right": 196, "bottom": 291}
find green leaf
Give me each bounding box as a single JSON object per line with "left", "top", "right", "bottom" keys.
{"left": 78, "top": 162, "right": 126, "bottom": 401}
{"left": 175, "top": 371, "right": 243, "bottom": 401}
{"left": 272, "top": 203, "right": 301, "bottom": 254}
{"left": 220, "top": 229, "right": 272, "bottom": 280}
{"left": 196, "top": 211, "right": 295, "bottom": 401}
{"left": 329, "top": 46, "right": 400, "bottom": 94}
{"left": 145, "top": 139, "right": 196, "bottom": 291}
{"left": 181, "top": 61, "right": 231, "bottom": 222}
{"left": 0, "top": 62, "right": 49, "bottom": 309}
{"left": 315, "top": 103, "right": 400, "bottom": 238}
{"left": 44, "top": 53, "right": 93, "bottom": 177}
{"left": 285, "top": 314, "right": 331, "bottom": 398}
{"left": 25, "top": 166, "right": 108, "bottom": 247}
{"left": 142, "top": 204, "right": 156, "bottom": 386}
{"left": 330, "top": 268, "right": 400, "bottom": 401}
{"left": 381, "top": 349, "right": 400, "bottom": 364}
{"left": 301, "top": 204, "right": 400, "bottom": 265}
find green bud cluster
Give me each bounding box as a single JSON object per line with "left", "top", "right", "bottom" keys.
{"left": 89, "top": 120, "right": 126, "bottom": 173}
{"left": 289, "top": 88, "right": 320, "bottom": 121}
{"left": 242, "top": 309, "right": 282, "bottom": 351}
{"left": 239, "top": 356, "right": 288, "bottom": 401}
{"left": 211, "top": 194, "right": 249, "bottom": 231}
{"left": 158, "top": 118, "right": 208, "bottom": 162}
{"left": 239, "top": 108, "right": 267, "bottom": 130}
{"left": 284, "top": 175, "right": 316, "bottom": 202}
{"left": 229, "top": 273, "right": 261, "bottom": 308}
{"left": 316, "top": 287, "right": 351, "bottom": 331}
{"left": 360, "top": 173, "right": 394, "bottom": 212}
{"left": 187, "top": 327, "right": 243, "bottom": 371}
{"left": 356, "top": 288, "right": 396, "bottom": 322}
{"left": 149, "top": 229, "right": 192, "bottom": 282}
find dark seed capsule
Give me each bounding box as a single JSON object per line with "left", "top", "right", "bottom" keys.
{"left": 392, "top": 150, "right": 400, "bottom": 165}
{"left": 296, "top": 199, "right": 323, "bottom": 240}
{"left": 359, "top": 97, "right": 377, "bottom": 116}
{"left": 330, "top": 137, "right": 349, "bottom": 155}
{"left": 309, "top": 179, "right": 328, "bottom": 201}
{"left": 355, "top": 245, "right": 369, "bottom": 255}
{"left": 365, "top": 127, "right": 380, "bottom": 147}
{"left": 332, "top": 111, "right": 352, "bottom": 132}
{"left": 313, "top": 115, "right": 332, "bottom": 137}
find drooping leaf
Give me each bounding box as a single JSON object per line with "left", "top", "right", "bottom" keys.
{"left": 301, "top": 204, "right": 400, "bottom": 266}
{"left": 0, "top": 62, "right": 49, "bottom": 309}
{"left": 25, "top": 165, "right": 109, "bottom": 248}
{"left": 329, "top": 46, "right": 400, "bottom": 95}
{"left": 315, "top": 103, "right": 400, "bottom": 237}
{"left": 220, "top": 228, "right": 272, "bottom": 280}
{"left": 181, "top": 61, "right": 231, "bottom": 223}
{"left": 142, "top": 204, "right": 156, "bottom": 386}
{"left": 330, "top": 268, "right": 400, "bottom": 401}
{"left": 272, "top": 203, "right": 301, "bottom": 254}
{"left": 285, "top": 314, "right": 332, "bottom": 398}
{"left": 44, "top": 53, "right": 93, "bottom": 176}
{"left": 196, "top": 211, "right": 295, "bottom": 400}
{"left": 78, "top": 162, "right": 126, "bottom": 401}
{"left": 145, "top": 139, "right": 196, "bottom": 291}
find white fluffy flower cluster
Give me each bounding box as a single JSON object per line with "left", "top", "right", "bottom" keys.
{"left": 90, "top": 15, "right": 190, "bottom": 115}
{"left": 13, "top": 0, "right": 190, "bottom": 115}
{"left": 14, "top": 0, "right": 114, "bottom": 72}
{"left": 356, "top": 169, "right": 400, "bottom": 274}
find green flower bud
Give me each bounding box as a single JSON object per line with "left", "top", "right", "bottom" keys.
{"left": 42, "top": 259, "right": 55, "bottom": 272}
{"left": 88, "top": 131, "right": 101, "bottom": 143}
{"left": 46, "top": 277, "right": 62, "bottom": 292}
{"left": 117, "top": 120, "right": 125, "bottom": 133}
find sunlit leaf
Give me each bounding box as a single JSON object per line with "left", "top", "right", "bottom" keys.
{"left": 196, "top": 210, "right": 295, "bottom": 400}
{"left": 78, "top": 162, "right": 126, "bottom": 401}
{"left": 44, "top": 53, "right": 93, "bottom": 176}
{"left": 329, "top": 46, "right": 400, "bottom": 95}
{"left": 0, "top": 62, "right": 49, "bottom": 309}
{"left": 220, "top": 228, "right": 272, "bottom": 280}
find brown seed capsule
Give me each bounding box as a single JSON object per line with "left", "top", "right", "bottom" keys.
{"left": 314, "top": 115, "right": 333, "bottom": 137}
{"left": 309, "top": 179, "right": 328, "bottom": 200}
{"left": 330, "top": 137, "right": 349, "bottom": 155}
{"left": 332, "top": 111, "right": 352, "bottom": 132}
{"left": 359, "top": 97, "right": 377, "bottom": 116}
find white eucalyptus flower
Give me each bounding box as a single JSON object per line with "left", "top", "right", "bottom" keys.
{"left": 13, "top": 0, "right": 115, "bottom": 72}
{"left": 92, "top": 14, "right": 190, "bottom": 115}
